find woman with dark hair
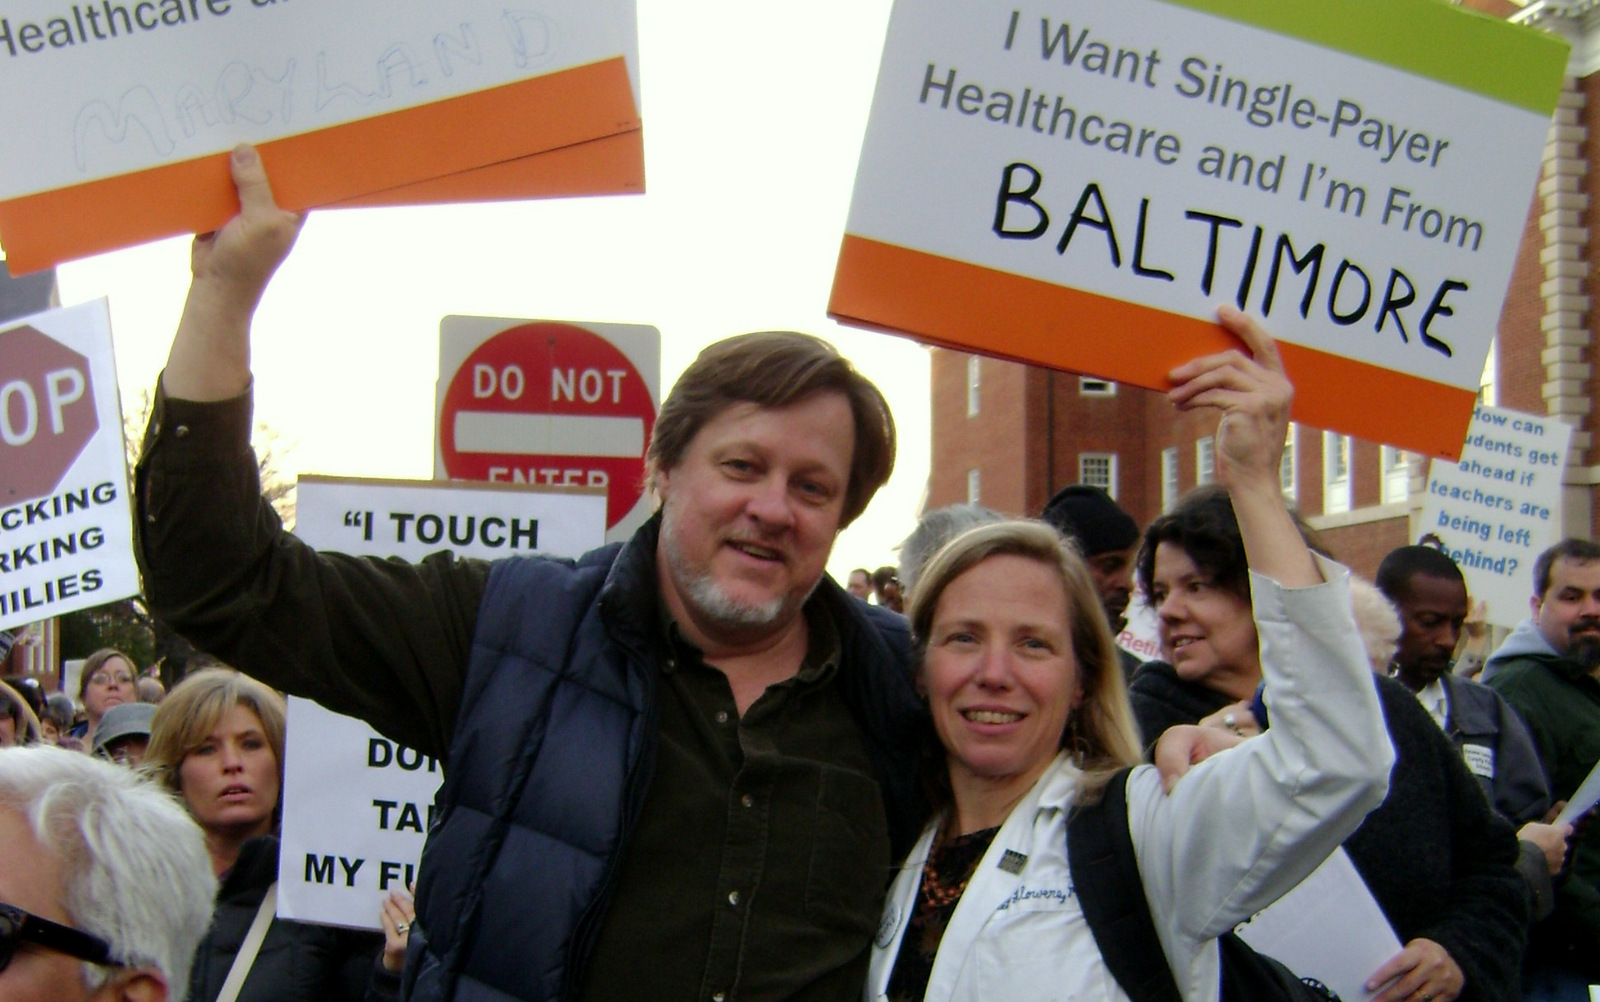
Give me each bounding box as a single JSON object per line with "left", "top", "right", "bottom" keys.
{"left": 866, "top": 310, "right": 1393, "bottom": 1001}
{"left": 144, "top": 668, "right": 385, "bottom": 1002}
{"left": 1130, "top": 478, "right": 1529, "bottom": 1002}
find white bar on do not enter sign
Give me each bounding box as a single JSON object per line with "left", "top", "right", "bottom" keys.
{"left": 453, "top": 412, "right": 646, "bottom": 458}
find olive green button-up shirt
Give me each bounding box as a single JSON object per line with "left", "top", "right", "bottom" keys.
{"left": 580, "top": 612, "right": 890, "bottom": 1002}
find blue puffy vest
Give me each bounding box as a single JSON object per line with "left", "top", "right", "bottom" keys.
{"left": 401, "top": 523, "right": 926, "bottom": 1002}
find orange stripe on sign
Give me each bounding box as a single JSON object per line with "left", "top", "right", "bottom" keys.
{"left": 0, "top": 57, "right": 638, "bottom": 275}
{"left": 829, "top": 235, "right": 1477, "bottom": 461}
{"left": 334, "top": 128, "right": 644, "bottom": 208}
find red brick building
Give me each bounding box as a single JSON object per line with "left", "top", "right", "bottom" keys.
{"left": 926, "top": 0, "right": 1599, "bottom": 582}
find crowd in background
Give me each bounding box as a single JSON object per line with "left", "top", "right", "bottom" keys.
{"left": 3, "top": 481, "right": 1594, "bottom": 1002}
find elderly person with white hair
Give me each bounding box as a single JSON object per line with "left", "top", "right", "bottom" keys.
{"left": 0, "top": 744, "right": 215, "bottom": 1002}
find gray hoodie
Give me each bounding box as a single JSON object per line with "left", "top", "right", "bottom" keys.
{"left": 1482, "top": 618, "right": 1560, "bottom": 683}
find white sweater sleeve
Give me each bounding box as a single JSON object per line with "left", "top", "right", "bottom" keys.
{"left": 1128, "top": 554, "right": 1394, "bottom": 942}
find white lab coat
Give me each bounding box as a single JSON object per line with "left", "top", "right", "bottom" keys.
{"left": 867, "top": 559, "right": 1393, "bottom": 1002}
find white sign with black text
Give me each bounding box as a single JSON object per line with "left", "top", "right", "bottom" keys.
{"left": 0, "top": 299, "right": 136, "bottom": 631}
{"left": 277, "top": 476, "right": 605, "bottom": 929}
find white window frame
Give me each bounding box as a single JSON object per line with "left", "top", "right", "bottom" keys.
{"left": 966, "top": 355, "right": 981, "bottom": 417}
{"left": 1280, "top": 424, "right": 1298, "bottom": 500}
{"left": 1078, "top": 376, "right": 1116, "bottom": 396}
{"left": 1381, "top": 446, "right": 1412, "bottom": 505}
{"left": 966, "top": 468, "right": 981, "bottom": 504}
{"left": 1323, "top": 432, "right": 1351, "bottom": 514}
{"left": 1196, "top": 437, "right": 1215, "bottom": 487}
{"left": 1078, "top": 452, "right": 1118, "bottom": 500}
{"left": 1161, "top": 447, "right": 1179, "bottom": 512}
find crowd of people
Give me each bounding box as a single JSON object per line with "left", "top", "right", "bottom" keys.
{"left": 0, "top": 145, "right": 1596, "bottom": 1002}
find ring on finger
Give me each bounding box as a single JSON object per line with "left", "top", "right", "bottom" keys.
{"left": 395, "top": 922, "right": 410, "bottom": 935}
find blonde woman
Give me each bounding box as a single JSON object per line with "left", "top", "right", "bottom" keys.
{"left": 868, "top": 311, "right": 1392, "bottom": 1001}
{"left": 144, "top": 668, "right": 382, "bottom": 1002}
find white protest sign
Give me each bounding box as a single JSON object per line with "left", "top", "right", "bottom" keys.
{"left": 0, "top": 299, "right": 136, "bottom": 631}
{"left": 1419, "top": 406, "right": 1571, "bottom": 629}
{"left": 1116, "top": 596, "right": 1161, "bottom": 667}
{"left": 831, "top": 0, "right": 1566, "bottom": 459}
{"left": 278, "top": 475, "right": 605, "bottom": 929}
{"left": 0, "top": 0, "right": 641, "bottom": 271}
{"left": 1555, "top": 759, "right": 1600, "bottom": 827}
{"left": 1234, "top": 848, "right": 1400, "bottom": 1002}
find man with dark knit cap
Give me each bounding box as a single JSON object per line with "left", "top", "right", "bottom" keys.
{"left": 1039, "top": 484, "right": 1144, "bottom": 677}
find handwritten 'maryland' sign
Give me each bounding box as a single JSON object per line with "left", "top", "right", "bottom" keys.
{"left": 831, "top": 0, "right": 1568, "bottom": 459}
{"left": 0, "top": 0, "right": 641, "bottom": 273}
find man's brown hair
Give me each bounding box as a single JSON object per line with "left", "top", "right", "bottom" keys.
{"left": 647, "top": 331, "right": 895, "bottom": 527}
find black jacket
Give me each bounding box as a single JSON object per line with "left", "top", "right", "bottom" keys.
{"left": 188, "top": 836, "right": 384, "bottom": 1002}
{"left": 1128, "top": 667, "right": 1527, "bottom": 1002}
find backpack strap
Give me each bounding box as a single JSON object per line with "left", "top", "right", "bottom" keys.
{"left": 1066, "top": 767, "right": 1183, "bottom": 1002}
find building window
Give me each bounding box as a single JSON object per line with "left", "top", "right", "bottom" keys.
{"left": 1478, "top": 337, "right": 1497, "bottom": 407}
{"left": 967, "top": 355, "right": 981, "bottom": 417}
{"left": 967, "top": 468, "right": 981, "bottom": 504}
{"left": 1381, "top": 446, "right": 1412, "bottom": 504}
{"left": 1280, "top": 424, "right": 1297, "bottom": 499}
{"left": 1079, "top": 377, "right": 1116, "bottom": 396}
{"left": 1161, "top": 447, "right": 1179, "bottom": 512}
{"left": 1196, "top": 437, "right": 1215, "bottom": 486}
{"left": 1323, "top": 432, "right": 1351, "bottom": 514}
{"left": 1079, "top": 453, "right": 1117, "bottom": 499}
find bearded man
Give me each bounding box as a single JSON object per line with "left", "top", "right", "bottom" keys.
{"left": 1486, "top": 538, "right": 1600, "bottom": 999}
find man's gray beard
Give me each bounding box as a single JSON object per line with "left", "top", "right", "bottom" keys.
{"left": 661, "top": 520, "right": 789, "bottom": 631}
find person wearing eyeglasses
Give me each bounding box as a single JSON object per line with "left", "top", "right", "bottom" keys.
{"left": 0, "top": 743, "right": 215, "bottom": 1002}
{"left": 71, "top": 650, "right": 139, "bottom": 748}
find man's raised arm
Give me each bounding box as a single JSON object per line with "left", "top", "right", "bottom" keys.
{"left": 162, "top": 144, "right": 303, "bottom": 401}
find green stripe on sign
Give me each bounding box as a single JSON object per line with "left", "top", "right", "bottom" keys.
{"left": 1157, "top": 0, "right": 1569, "bottom": 115}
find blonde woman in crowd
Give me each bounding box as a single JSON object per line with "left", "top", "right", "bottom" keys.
{"left": 143, "top": 668, "right": 383, "bottom": 1002}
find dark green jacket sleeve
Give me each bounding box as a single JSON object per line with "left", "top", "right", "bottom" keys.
{"left": 1490, "top": 658, "right": 1600, "bottom": 951}
{"left": 134, "top": 382, "right": 487, "bottom": 759}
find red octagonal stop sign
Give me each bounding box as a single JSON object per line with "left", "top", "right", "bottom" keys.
{"left": 439, "top": 322, "right": 655, "bottom": 530}
{"left": 0, "top": 325, "right": 98, "bottom": 506}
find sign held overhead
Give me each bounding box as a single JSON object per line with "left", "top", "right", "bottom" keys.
{"left": 0, "top": 300, "right": 138, "bottom": 631}
{"left": 830, "top": 0, "right": 1568, "bottom": 459}
{"left": 0, "top": 0, "right": 643, "bottom": 272}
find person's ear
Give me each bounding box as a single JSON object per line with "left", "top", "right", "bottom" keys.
{"left": 94, "top": 968, "right": 168, "bottom": 1002}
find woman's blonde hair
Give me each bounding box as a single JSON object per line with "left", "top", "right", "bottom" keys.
{"left": 907, "top": 519, "right": 1142, "bottom": 805}
{"left": 143, "top": 668, "right": 287, "bottom": 803}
